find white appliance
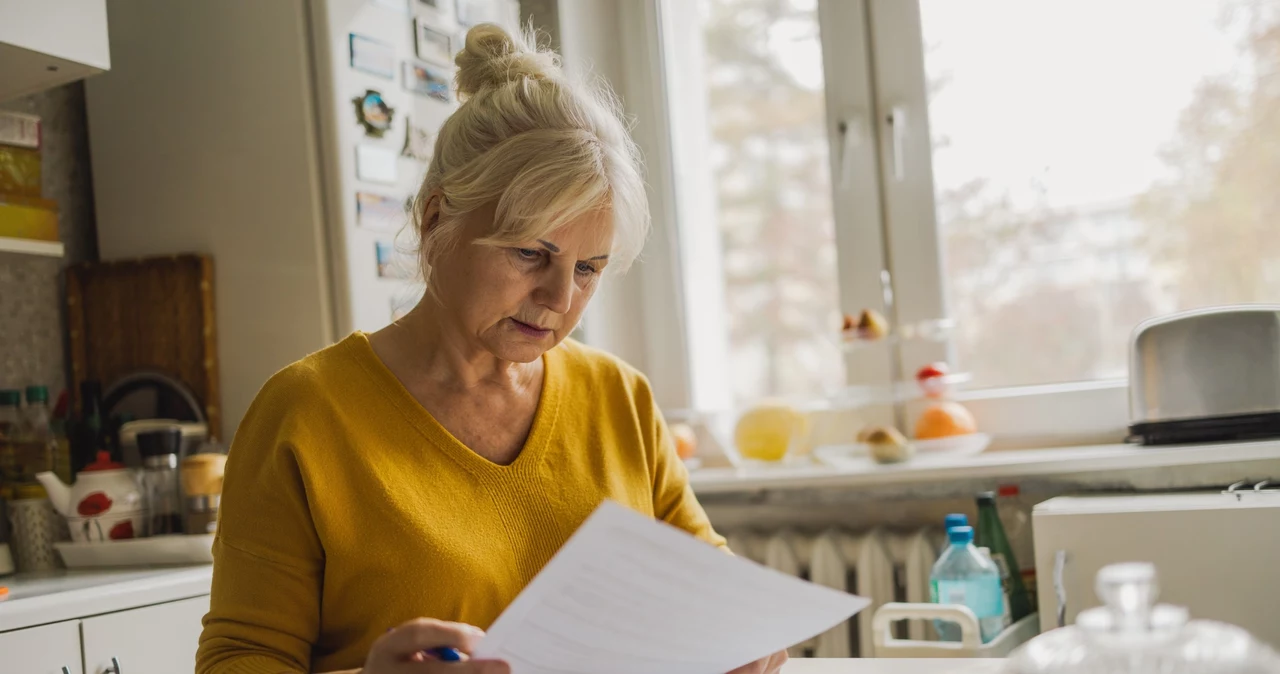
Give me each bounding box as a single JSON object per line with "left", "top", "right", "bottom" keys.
{"left": 1032, "top": 489, "right": 1280, "bottom": 647}
{"left": 83, "top": 0, "right": 517, "bottom": 434}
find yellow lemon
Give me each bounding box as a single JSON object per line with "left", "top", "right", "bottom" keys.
{"left": 735, "top": 402, "right": 804, "bottom": 462}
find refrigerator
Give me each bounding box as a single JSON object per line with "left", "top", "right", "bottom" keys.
{"left": 1032, "top": 488, "right": 1280, "bottom": 646}
{"left": 84, "top": 0, "right": 518, "bottom": 434}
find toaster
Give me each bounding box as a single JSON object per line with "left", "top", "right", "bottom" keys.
{"left": 1129, "top": 305, "right": 1280, "bottom": 445}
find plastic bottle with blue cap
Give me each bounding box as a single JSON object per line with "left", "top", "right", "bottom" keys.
{"left": 929, "top": 525, "right": 1005, "bottom": 643}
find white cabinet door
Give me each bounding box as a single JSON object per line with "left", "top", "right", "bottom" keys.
{"left": 0, "top": 619, "right": 84, "bottom": 674}
{"left": 80, "top": 596, "right": 209, "bottom": 674}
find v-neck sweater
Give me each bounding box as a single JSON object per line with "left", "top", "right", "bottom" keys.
{"left": 196, "top": 333, "right": 725, "bottom": 674}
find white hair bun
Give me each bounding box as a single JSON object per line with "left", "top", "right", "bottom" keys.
{"left": 454, "top": 23, "right": 560, "bottom": 99}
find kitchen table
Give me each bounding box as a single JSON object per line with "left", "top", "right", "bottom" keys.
{"left": 784, "top": 660, "right": 1004, "bottom": 674}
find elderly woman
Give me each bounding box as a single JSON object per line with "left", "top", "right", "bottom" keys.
{"left": 196, "top": 24, "right": 786, "bottom": 674}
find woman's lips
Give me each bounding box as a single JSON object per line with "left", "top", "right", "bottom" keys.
{"left": 510, "top": 318, "right": 552, "bottom": 337}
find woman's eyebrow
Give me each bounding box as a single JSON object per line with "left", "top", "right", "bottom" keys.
{"left": 539, "top": 239, "right": 609, "bottom": 262}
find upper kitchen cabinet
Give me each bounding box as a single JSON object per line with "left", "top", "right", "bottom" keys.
{"left": 0, "top": 0, "right": 110, "bottom": 101}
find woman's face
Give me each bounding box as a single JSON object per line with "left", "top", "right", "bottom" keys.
{"left": 429, "top": 202, "right": 613, "bottom": 363}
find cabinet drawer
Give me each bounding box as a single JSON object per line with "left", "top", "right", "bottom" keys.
{"left": 80, "top": 596, "right": 208, "bottom": 674}
{"left": 0, "top": 619, "right": 84, "bottom": 674}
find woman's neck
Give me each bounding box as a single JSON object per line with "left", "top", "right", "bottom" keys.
{"left": 376, "top": 298, "right": 537, "bottom": 394}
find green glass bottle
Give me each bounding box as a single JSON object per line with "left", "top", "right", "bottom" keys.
{"left": 975, "top": 491, "right": 1032, "bottom": 622}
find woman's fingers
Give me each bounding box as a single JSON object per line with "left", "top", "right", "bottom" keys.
{"left": 383, "top": 618, "right": 484, "bottom": 657}
{"left": 726, "top": 649, "right": 789, "bottom": 674}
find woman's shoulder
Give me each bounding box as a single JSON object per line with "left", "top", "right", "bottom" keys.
{"left": 552, "top": 338, "right": 652, "bottom": 395}
{"left": 248, "top": 334, "right": 370, "bottom": 414}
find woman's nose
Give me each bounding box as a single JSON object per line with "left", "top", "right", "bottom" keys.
{"left": 535, "top": 266, "right": 575, "bottom": 315}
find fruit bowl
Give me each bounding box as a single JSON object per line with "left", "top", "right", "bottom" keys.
{"left": 912, "top": 432, "right": 992, "bottom": 457}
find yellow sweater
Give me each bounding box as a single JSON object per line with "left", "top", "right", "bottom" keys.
{"left": 196, "top": 334, "right": 724, "bottom": 674}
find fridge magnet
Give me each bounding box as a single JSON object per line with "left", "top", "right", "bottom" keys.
{"left": 376, "top": 241, "right": 415, "bottom": 280}
{"left": 356, "top": 144, "right": 399, "bottom": 184}
{"left": 357, "top": 191, "right": 405, "bottom": 233}
{"left": 403, "top": 60, "right": 452, "bottom": 103}
{"left": 352, "top": 89, "right": 396, "bottom": 138}
{"left": 349, "top": 33, "right": 396, "bottom": 79}
{"left": 400, "top": 116, "right": 434, "bottom": 161}
{"left": 414, "top": 18, "right": 455, "bottom": 65}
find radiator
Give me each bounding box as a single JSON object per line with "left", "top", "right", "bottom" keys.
{"left": 724, "top": 528, "right": 940, "bottom": 658}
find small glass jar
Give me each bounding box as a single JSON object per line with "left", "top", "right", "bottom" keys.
{"left": 136, "top": 427, "right": 183, "bottom": 536}
{"left": 1008, "top": 562, "right": 1280, "bottom": 674}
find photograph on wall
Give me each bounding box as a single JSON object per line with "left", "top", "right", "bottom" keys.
{"left": 356, "top": 144, "right": 399, "bottom": 184}
{"left": 349, "top": 33, "right": 396, "bottom": 79}
{"left": 403, "top": 60, "right": 452, "bottom": 103}
{"left": 351, "top": 89, "right": 396, "bottom": 138}
{"left": 414, "top": 19, "right": 455, "bottom": 65}
{"left": 400, "top": 115, "right": 434, "bottom": 162}
{"left": 356, "top": 191, "right": 405, "bottom": 233}
{"left": 375, "top": 241, "right": 415, "bottom": 280}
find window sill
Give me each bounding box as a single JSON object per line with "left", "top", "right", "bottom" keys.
{"left": 688, "top": 438, "right": 1280, "bottom": 495}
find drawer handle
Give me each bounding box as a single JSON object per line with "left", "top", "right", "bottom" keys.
{"left": 104, "top": 656, "right": 122, "bottom": 674}
{"left": 63, "top": 668, "right": 71, "bottom": 674}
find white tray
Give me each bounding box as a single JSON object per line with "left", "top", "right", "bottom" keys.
{"left": 55, "top": 534, "right": 214, "bottom": 568}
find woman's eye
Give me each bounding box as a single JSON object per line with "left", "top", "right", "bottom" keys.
{"left": 576, "top": 262, "right": 598, "bottom": 276}
{"left": 515, "top": 248, "right": 541, "bottom": 260}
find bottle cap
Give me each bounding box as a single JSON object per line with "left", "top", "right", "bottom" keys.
{"left": 944, "top": 513, "right": 968, "bottom": 530}
{"left": 0, "top": 389, "right": 20, "bottom": 406}
{"left": 948, "top": 525, "right": 974, "bottom": 544}
{"left": 84, "top": 450, "right": 125, "bottom": 471}
{"left": 137, "top": 427, "right": 184, "bottom": 458}
{"left": 25, "top": 386, "right": 49, "bottom": 404}
{"left": 976, "top": 490, "right": 996, "bottom": 506}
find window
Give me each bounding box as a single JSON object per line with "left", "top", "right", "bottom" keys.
{"left": 640, "top": 0, "right": 1280, "bottom": 439}
{"left": 661, "top": 0, "right": 845, "bottom": 409}
{"left": 919, "top": 0, "right": 1280, "bottom": 390}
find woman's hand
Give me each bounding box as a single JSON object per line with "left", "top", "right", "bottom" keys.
{"left": 727, "top": 649, "right": 789, "bottom": 674}
{"left": 362, "top": 618, "right": 510, "bottom": 674}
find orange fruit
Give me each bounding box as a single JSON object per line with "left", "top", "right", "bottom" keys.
{"left": 913, "top": 401, "right": 978, "bottom": 439}
{"left": 671, "top": 423, "right": 698, "bottom": 460}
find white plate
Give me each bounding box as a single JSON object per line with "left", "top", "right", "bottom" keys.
{"left": 912, "top": 432, "right": 992, "bottom": 456}
{"left": 55, "top": 534, "right": 214, "bottom": 569}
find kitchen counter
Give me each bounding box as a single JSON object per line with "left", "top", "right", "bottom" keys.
{"left": 690, "top": 438, "right": 1280, "bottom": 494}
{"left": 0, "top": 564, "right": 212, "bottom": 632}
{"left": 784, "top": 660, "right": 1002, "bottom": 673}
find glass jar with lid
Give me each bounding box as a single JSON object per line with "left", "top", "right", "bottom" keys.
{"left": 1008, "top": 562, "right": 1280, "bottom": 674}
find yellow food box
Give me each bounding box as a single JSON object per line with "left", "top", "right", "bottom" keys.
{"left": 0, "top": 193, "right": 59, "bottom": 242}
{"left": 0, "top": 144, "right": 41, "bottom": 198}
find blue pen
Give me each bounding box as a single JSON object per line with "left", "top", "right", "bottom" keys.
{"left": 426, "top": 646, "right": 463, "bottom": 662}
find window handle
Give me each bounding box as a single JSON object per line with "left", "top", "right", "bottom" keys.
{"left": 102, "top": 657, "right": 122, "bottom": 674}
{"left": 888, "top": 105, "right": 908, "bottom": 181}
{"left": 837, "top": 114, "right": 865, "bottom": 188}
{"left": 62, "top": 668, "right": 71, "bottom": 674}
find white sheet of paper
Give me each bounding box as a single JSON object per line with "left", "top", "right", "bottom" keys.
{"left": 474, "top": 501, "right": 870, "bottom": 674}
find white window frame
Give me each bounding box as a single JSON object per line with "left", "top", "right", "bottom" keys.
{"left": 558, "top": 0, "right": 1131, "bottom": 447}
{"left": 860, "top": 0, "right": 1129, "bottom": 446}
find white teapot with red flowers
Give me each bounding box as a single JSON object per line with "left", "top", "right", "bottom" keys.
{"left": 37, "top": 451, "right": 146, "bottom": 542}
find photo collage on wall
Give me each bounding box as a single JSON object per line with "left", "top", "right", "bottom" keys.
{"left": 347, "top": 0, "right": 518, "bottom": 322}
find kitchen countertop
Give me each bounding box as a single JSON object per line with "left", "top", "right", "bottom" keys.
{"left": 689, "top": 438, "right": 1280, "bottom": 494}
{"left": 784, "top": 660, "right": 1002, "bottom": 673}
{"left": 0, "top": 565, "right": 212, "bottom": 632}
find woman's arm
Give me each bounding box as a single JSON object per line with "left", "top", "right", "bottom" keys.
{"left": 633, "top": 375, "right": 727, "bottom": 549}
{"left": 196, "top": 376, "right": 325, "bottom": 674}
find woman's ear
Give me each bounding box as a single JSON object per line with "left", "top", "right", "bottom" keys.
{"left": 420, "top": 192, "right": 442, "bottom": 236}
